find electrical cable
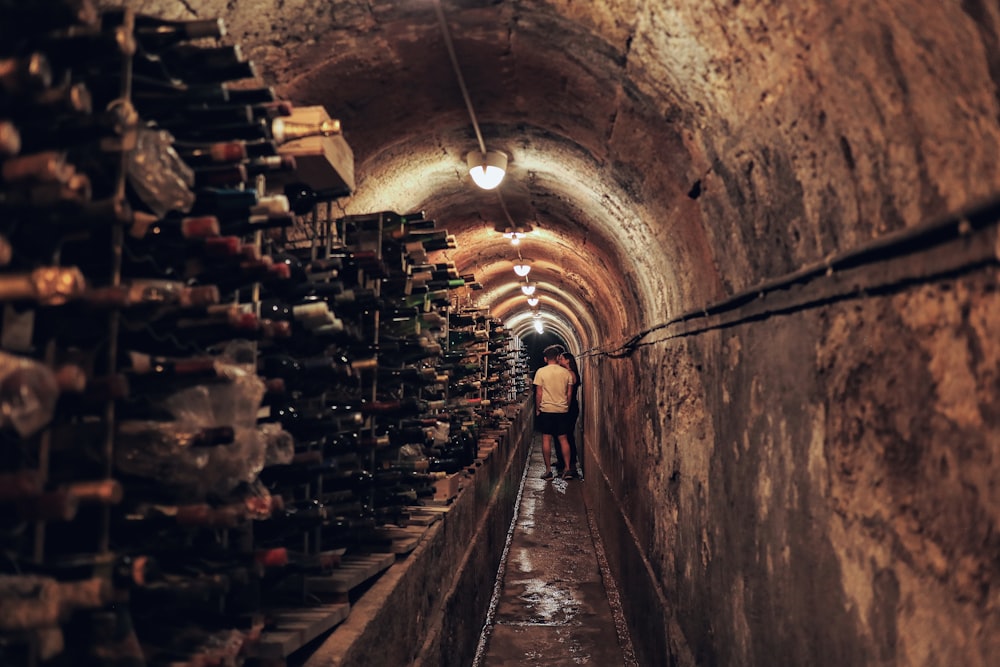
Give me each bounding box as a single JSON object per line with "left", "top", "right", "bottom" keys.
{"left": 433, "top": 0, "right": 522, "bottom": 247}
{"left": 579, "top": 195, "right": 1000, "bottom": 360}
{"left": 433, "top": 0, "right": 485, "bottom": 155}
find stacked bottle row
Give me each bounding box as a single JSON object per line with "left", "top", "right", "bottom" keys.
{"left": 331, "top": 211, "right": 485, "bottom": 487}
{"left": 0, "top": 2, "right": 529, "bottom": 665}
{"left": 0, "top": 3, "right": 356, "bottom": 665}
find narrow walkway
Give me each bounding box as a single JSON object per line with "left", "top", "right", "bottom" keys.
{"left": 476, "top": 435, "right": 633, "bottom": 666}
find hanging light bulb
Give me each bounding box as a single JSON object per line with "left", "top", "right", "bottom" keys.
{"left": 526, "top": 297, "right": 539, "bottom": 307}
{"left": 503, "top": 228, "right": 526, "bottom": 246}
{"left": 513, "top": 261, "right": 531, "bottom": 278}
{"left": 532, "top": 310, "right": 541, "bottom": 318}
{"left": 534, "top": 320, "right": 544, "bottom": 333}
{"left": 467, "top": 150, "right": 507, "bottom": 190}
{"left": 520, "top": 283, "right": 536, "bottom": 296}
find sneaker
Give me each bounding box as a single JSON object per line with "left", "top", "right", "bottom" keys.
{"left": 541, "top": 471, "right": 554, "bottom": 480}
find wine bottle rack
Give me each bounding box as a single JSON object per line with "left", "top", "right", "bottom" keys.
{"left": 0, "top": 2, "right": 528, "bottom": 665}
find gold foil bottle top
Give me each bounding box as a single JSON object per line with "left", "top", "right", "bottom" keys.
{"left": 271, "top": 118, "right": 342, "bottom": 144}
{"left": 31, "top": 267, "right": 87, "bottom": 305}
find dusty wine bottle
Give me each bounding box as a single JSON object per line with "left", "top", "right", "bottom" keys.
{"left": 0, "top": 266, "right": 86, "bottom": 305}
{"left": 0, "top": 575, "right": 111, "bottom": 632}
{"left": 0, "top": 53, "right": 52, "bottom": 94}
{"left": 102, "top": 11, "right": 226, "bottom": 52}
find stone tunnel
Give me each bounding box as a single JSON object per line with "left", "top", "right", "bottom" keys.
{"left": 110, "top": 1, "right": 1000, "bottom": 664}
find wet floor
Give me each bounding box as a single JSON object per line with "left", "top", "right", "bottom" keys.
{"left": 475, "top": 436, "right": 634, "bottom": 666}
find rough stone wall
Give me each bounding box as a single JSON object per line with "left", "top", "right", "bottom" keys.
{"left": 585, "top": 268, "right": 1000, "bottom": 665}
{"left": 94, "top": 1, "right": 1000, "bottom": 663}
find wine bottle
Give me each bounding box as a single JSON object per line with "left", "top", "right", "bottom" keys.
{"left": 166, "top": 117, "right": 272, "bottom": 143}
{"left": 376, "top": 365, "right": 440, "bottom": 385}
{"left": 174, "top": 139, "right": 247, "bottom": 166}
{"left": 117, "top": 309, "right": 264, "bottom": 355}
{"left": 0, "top": 470, "right": 43, "bottom": 501}
{"left": 2, "top": 490, "right": 79, "bottom": 521}
{"left": 0, "top": 575, "right": 111, "bottom": 632}
{"left": 223, "top": 85, "right": 277, "bottom": 104}
{"left": 124, "top": 502, "right": 251, "bottom": 529}
{"left": 11, "top": 107, "right": 133, "bottom": 153}
{"left": 32, "top": 25, "right": 137, "bottom": 75}
{"left": 101, "top": 11, "right": 227, "bottom": 52}
{"left": 0, "top": 52, "right": 52, "bottom": 94}
{"left": 264, "top": 401, "right": 364, "bottom": 438}
{"left": 191, "top": 162, "right": 247, "bottom": 188}
{"left": 271, "top": 117, "right": 341, "bottom": 144}
{"left": 218, "top": 211, "right": 295, "bottom": 236}
{"left": 0, "top": 1, "right": 99, "bottom": 42}
{"left": 0, "top": 120, "right": 20, "bottom": 157}
{"left": 259, "top": 352, "right": 353, "bottom": 387}
{"left": 282, "top": 182, "right": 353, "bottom": 215}
{"left": 360, "top": 397, "right": 429, "bottom": 417}
{"left": 1, "top": 150, "right": 75, "bottom": 184}
{"left": 129, "top": 571, "right": 240, "bottom": 609}
{"left": 189, "top": 187, "right": 258, "bottom": 218}
{"left": 83, "top": 279, "right": 220, "bottom": 311}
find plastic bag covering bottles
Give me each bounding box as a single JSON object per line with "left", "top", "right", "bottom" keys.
{"left": 127, "top": 128, "right": 195, "bottom": 217}
{"left": 0, "top": 350, "right": 82, "bottom": 436}
{"left": 113, "top": 342, "right": 274, "bottom": 499}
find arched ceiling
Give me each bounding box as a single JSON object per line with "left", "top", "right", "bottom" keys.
{"left": 122, "top": 0, "right": 1000, "bottom": 353}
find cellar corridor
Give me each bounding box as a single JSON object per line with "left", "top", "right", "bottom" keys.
{"left": 1, "top": 0, "right": 999, "bottom": 665}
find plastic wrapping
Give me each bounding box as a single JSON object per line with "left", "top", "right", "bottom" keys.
{"left": 0, "top": 350, "right": 59, "bottom": 437}
{"left": 127, "top": 128, "right": 195, "bottom": 218}
{"left": 114, "top": 420, "right": 215, "bottom": 483}
{"left": 114, "top": 348, "right": 267, "bottom": 499}
{"left": 397, "top": 444, "right": 423, "bottom": 459}
{"left": 431, "top": 420, "right": 450, "bottom": 446}
{"left": 260, "top": 422, "right": 294, "bottom": 467}
{"left": 164, "top": 365, "right": 265, "bottom": 497}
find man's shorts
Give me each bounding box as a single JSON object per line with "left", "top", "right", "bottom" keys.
{"left": 534, "top": 411, "right": 570, "bottom": 436}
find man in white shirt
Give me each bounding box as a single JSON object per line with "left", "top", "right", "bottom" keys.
{"left": 532, "top": 344, "right": 575, "bottom": 480}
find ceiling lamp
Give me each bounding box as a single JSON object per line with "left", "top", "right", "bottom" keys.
{"left": 521, "top": 283, "right": 536, "bottom": 296}
{"left": 467, "top": 150, "right": 507, "bottom": 190}
{"left": 534, "top": 320, "right": 544, "bottom": 333}
{"left": 526, "top": 297, "right": 539, "bottom": 307}
{"left": 513, "top": 261, "right": 531, "bottom": 278}
{"left": 503, "top": 229, "right": 526, "bottom": 246}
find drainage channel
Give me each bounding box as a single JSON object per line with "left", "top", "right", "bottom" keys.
{"left": 474, "top": 435, "right": 637, "bottom": 666}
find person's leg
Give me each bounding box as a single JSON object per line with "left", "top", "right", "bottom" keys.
{"left": 541, "top": 433, "right": 554, "bottom": 478}
{"left": 567, "top": 426, "right": 578, "bottom": 471}
{"left": 557, "top": 434, "right": 572, "bottom": 478}
{"left": 568, "top": 409, "right": 579, "bottom": 471}
{"left": 554, "top": 432, "right": 566, "bottom": 472}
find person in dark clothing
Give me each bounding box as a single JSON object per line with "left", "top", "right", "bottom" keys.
{"left": 554, "top": 350, "right": 581, "bottom": 478}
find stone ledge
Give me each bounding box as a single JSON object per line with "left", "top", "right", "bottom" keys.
{"left": 301, "top": 403, "right": 533, "bottom": 666}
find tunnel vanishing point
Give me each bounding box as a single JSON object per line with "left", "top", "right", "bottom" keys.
{"left": 123, "top": 1, "right": 1000, "bottom": 665}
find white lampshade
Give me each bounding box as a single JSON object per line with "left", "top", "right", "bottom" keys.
{"left": 533, "top": 320, "right": 544, "bottom": 333}
{"left": 520, "top": 283, "right": 536, "bottom": 296}
{"left": 502, "top": 228, "right": 527, "bottom": 246}
{"left": 467, "top": 150, "right": 508, "bottom": 190}
{"left": 526, "top": 297, "right": 539, "bottom": 307}
{"left": 513, "top": 262, "right": 531, "bottom": 277}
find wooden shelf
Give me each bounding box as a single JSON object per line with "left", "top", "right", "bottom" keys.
{"left": 272, "top": 105, "right": 355, "bottom": 193}
{"left": 304, "top": 552, "right": 396, "bottom": 596}
{"left": 250, "top": 603, "right": 351, "bottom": 660}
